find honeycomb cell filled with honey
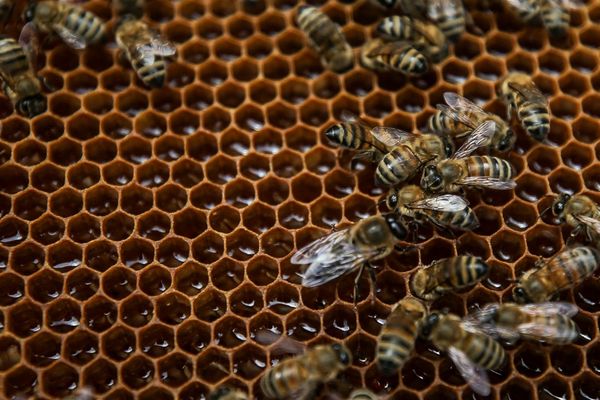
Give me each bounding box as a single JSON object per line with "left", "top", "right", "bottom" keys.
{"left": 0, "top": 0, "right": 599, "bottom": 399}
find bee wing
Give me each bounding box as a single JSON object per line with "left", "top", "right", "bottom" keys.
{"left": 408, "top": 194, "right": 468, "bottom": 212}
{"left": 448, "top": 347, "right": 491, "bottom": 397}
{"left": 427, "top": 0, "right": 462, "bottom": 21}
{"left": 435, "top": 104, "right": 478, "bottom": 131}
{"left": 517, "top": 322, "right": 576, "bottom": 342}
{"left": 574, "top": 215, "right": 600, "bottom": 236}
{"left": 18, "top": 22, "right": 40, "bottom": 66}
{"left": 52, "top": 24, "right": 86, "bottom": 49}
{"left": 521, "top": 302, "right": 579, "bottom": 317}
{"left": 546, "top": 0, "right": 583, "bottom": 8}
{"left": 371, "top": 126, "right": 414, "bottom": 147}
{"left": 291, "top": 229, "right": 348, "bottom": 265}
{"left": 443, "top": 92, "right": 489, "bottom": 124}
{"left": 452, "top": 120, "right": 496, "bottom": 159}
{"left": 301, "top": 240, "right": 381, "bottom": 287}
{"left": 457, "top": 176, "right": 517, "bottom": 190}
{"left": 507, "top": 82, "right": 547, "bottom": 105}
{"left": 143, "top": 34, "right": 177, "bottom": 57}
{"left": 463, "top": 305, "right": 521, "bottom": 341}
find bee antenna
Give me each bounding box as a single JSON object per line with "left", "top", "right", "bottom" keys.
{"left": 537, "top": 205, "right": 552, "bottom": 221}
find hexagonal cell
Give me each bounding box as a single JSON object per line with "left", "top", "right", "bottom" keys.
{"left": 50, "top": 92, "right": 81, "bottom": 117}
{"left": 235, "top": 104, "right": 265, "bottom": 132}
{"left": 266, "top": 281, "right": 299, "bottom": 315}
{"left": 28, "top": 268, "right": 63, "bottom": 303}
{"left": 82, "top": 358, "right": 118, "bottom": 394}
{"left": 49, "top": 137, "right": 82, "bottom": 166}
{"left": 67, "top": 112, "right": 100, "bottom": 140}
{"left": 156, "top": 292, "right": 191, "bottom": 325}
{"left": 7, "top": 300, "right": 42, "bottom": 338}
{"left": 549, "top": 167, "right": 582, "bottom": 194}
{"left": 199, "top": 60, "right": 228, "bottom": 86}
{"left": 66, "top": 267, "right": 99, "bottom": 301}
{"left": 0, "top": 272, "right": 23, "bottom": 306}
{"left": 14, "top": 189, "right": 47, "bottom": 221}
{"left": 102, "top": 267, "right": 136, "bottom": 300}
{"left": 10, "top": 242, "right": 45, "bottom": 276}
{"left": 24, "top": 331, "right": 59, "bottom": 368}
{"left": 1, "top": 117, "right": 29, "bottom": 142}
{"left": 291, "top": 173, "right": 322, "bottom": 203}
{"left": 300, "top": 99, "right": 329, "bottom": 126}
{"left": 267, "top": 102, "right": 297, "bottom": 129}
{"left": 45, "top": 298, "right": 81, "bottom": 333}
{"left": 121, "top": 294, "right": 154, "bottom": 328}
{"left": 41, "top": 361, "right": 79, "bottom": 397}
{"left": 14, "top": 139, "right": 46, "bottom": 166}
{"left": 102, "top": 161, "right": 133, "bottom": 186}
{"left": 121, "top": 184, "right": 153, "bottom": 215}
{"left": 67, "top": 161, "right": 100, "bottom": 190}
{"left": 139, "top": 265, "right": 171, "bottom": 296}
{"left": 32, "top": 115, "right": 64, "bottom": 142}
{"left": 83, "top": 295, "right": 117, "bottom": 333}
{"left": 102, "top": 325, "right": 136, "bottom": 361}
{"left": 550, "top": 95, "right": 580, "bottom": 120}
{"left": 66, "top": 70, "right": 98, "bottom": 93}
{"left": 122, "top": 355, "right": 155, "bottom": 390}
{"left": 150, "top": 87, "right": 182, "bottom": 113}
{"left": 174, "top": 261, "right": 208, "bottom": 296}
{"left": 278, "top": 200, "right": 309, "bottom": 230}
{"left": 257, "top": 177, "right": 290, "bottom": 205}
{"left": 211, "top": 258, "right": 244, "bottom": 291}
{"left": 139, "top": 323, "right": 174, "bottom": 358}
{"left": 139, "top": 387, "right": 174, "bottom": 400}
{"left": 253, "top": 128, "right": 282, "bottom": 154}
{"left": 3, "top": 365, "right": 38, "bottom": 398}
{"left": 214, "top": 316, "right": 247, "bottom": 349}
{"left": 240, "top": 153, "right": 270, "bottom": 180}
{"left": 31, "top": 163, "right": 65, "bottom": 193}
{"left": 242, "top": 202, "right": 276, "bottom": 234}
{"left": 67, "top": 213, "right": 100, "bottom": 243}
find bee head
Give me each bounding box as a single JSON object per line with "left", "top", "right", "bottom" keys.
{"left": 497, "top": 128, "right": 515, "bottom": 152}
{"left": 441, "top": 135, "right": 455, "bottom": 158}
{"left": 384, "top": 213, "right": 407, "bottom": 240}
{"left": 23, "top": 1, "right": 36, "bottom": 22}
{"left": 421, "top": 164, "right": 442, "bottom": 192}
{"left": 552, "top": 193, "right": 570, "bottom": 217}
{"left": 18, "top": 94, "right": 46, "bottom": 118}
{"left": 420, "top": 312, "right": 441, "bottom": 339}
{"left": 116, "top": 13, "right": 138, "bottom": 30}
{"left": 331, "top": 343, "right": 352, "bottom": 366}
{"left": 511, "top": 286, "right": 530, "bottom": 304}
{"left": 386, "top": 191, "right": 398, "bottom": 210}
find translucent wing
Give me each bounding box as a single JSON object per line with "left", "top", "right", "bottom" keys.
{"left": 505, "top": 0, "right": 541, "bottom": 13}
{"left": 508, "top": 82, "right": 547, "bottom": 105}
{"left": 52, "top": 24, "right": 86, "bottom": 49}
{"left": 518, "top": 321, "right": 576, "bottom": 342}
{"left": 457, "top": 176, "right": 517, "bottom": 190}
{"left": 427, "top": 0, "right": 462, "bottom": 20}
{"left": 520, "top": 302, "right": 579, "bottom": 317}
{"left": 18, "top": 22, "right": 40, "bottom": 67}
{"left": 291, "top": 230, "right": 349, "bottom": 265}
{"left": 371, "top": 126, "right": 414, "bottom": 147}
{"left": 436, "top": 104, "right": 478, "bottom": 130}
{"left": 546, "top": 0, "right": 583, "bottom": 9}
{"left": 575, "top": 215, "right": 600, "bottom": 236}
{"left": 443, "top": 92, "right": 489, "bottom": 126}
{"left": 141, "top": 33, "right": 176, "bottom": 56}
{"left": 463, "top": 304, "right": 521, "bottom": 341}
{"left": 408, "top": 194, "right": 468, "bottom": 212}
{"left": 453, "top": 120, "right": 496, "bottom": 159}
{"left": 132, "top": 43, "right": 156, "bottom": 65}
{"left": 340, "top": 110, "right": 359, "bottom": 123}
{"left": 448, "top": 347, "right": 491, "bottom": 396}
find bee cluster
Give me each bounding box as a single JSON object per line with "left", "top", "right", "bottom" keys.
{"left": 0, "top": 0, "right": 598, "bottom": 399}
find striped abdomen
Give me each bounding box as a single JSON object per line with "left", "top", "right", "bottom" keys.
{"left": 0, "top": 38, "right": 29, "bottom": 76}
{"left": 325, "top": 122, "right": 370, "bottom": 150}
{"left": 296, "top": 6, "right": 341, "bottom": 53}
{"left": 260, "top": 358, "right": 308, "bottom": 398}
{"left": 132, "top": 56, "right": 166, "bottom": 88}
{"left": 529, "top": 315, "right": 579, "bottom": 344}
{"left": 541, "top": 246, "right": 600, "bottom": 294}
{"left": 464, "top": 156, "right": 514, "bottom": 180}
{"left": 62, "top": 6, "right": 105, "bottom": 44}
{"left": 540, "top": 4, "right": 569, "bottom": 37}
{"left": 377, "top": 16, "right": 415, "bottom": 41}
{"left": 379, "top": 45, "right": 428, "bottom": 76}
{"left": 427, "top": 110, "right": 471, "bottom": 137}
{"left": 432, "top": 4, "right": 466, "bottom": 41}
{"left": 377, "top": 301, "right": 423, "bottom": 375}
{"left": 428, "top": 206, "right": 479, "bottom": 230}
{"left": 462, "top": 331, "right": 506, "bottom": 370}
{"left": 439, "top": 256, "right": 488, "bottom": 290}
{"left": 514, "top": 96, "right": 550, "bottom": 141}
{"left": 376, "top": 145, "right": 420, "bottom": 186}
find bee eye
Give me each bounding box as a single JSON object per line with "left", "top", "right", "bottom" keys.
{"left": 388, "top": 193, "right": 398, "bottom": 208}
{"left": 512, "top": 287, "right": 527, "bottom": 303}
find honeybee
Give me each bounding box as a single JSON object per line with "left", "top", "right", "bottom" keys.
{"left": 420, "top": 312, "right": 506, "bottom": 396}
{"left": 208, "top": 387, "right": 248, "bottom": 400}
{"left": 350, "top": 389, "right": 379, "bottom": 400}
{"left": 386, "top": 185, "right": 478, "bottom": 231}
{"left": 466, "top": 302, "right": 579, "bottom": 344}
{"left": 431, "top": 92, "right": 516, "bottom": 152}
{"left": 296, "top": 5, "right": 354, "bottom": 73}
{"left": 372, "top": 127, "right": 457, "bottom": 187}
{"left": 324, "top": 112, "right": 388, "bottom": 163}
{"left": 505, "top": 0, "right": 577, "bottom": 38}
{"left": 291, "top": 213, "right": 408, "bottom": 302}
{"left": 411, "top": 256, "right": 489, "bottom": 300}
{"left": 23, "top": 1, "right": 106, "bottom": 49}
{"left": 260, "top": 343, "right": 352, "bottom": 399}
{"left": 377, "top": 297, "right": 427, "bottom": 375}
{"left": 363, "top": 40, "right": 429, "bottom": 76}
{"left": 0, "top": 36, "right": 46, "bottom": 117}
{"left": 513, "top": 246, "right": 600, "bottom": 304}
{"left": 114, "top": 0, "right": 144, "bottom": 18}
{"left": 376, "top": 16, "right": 449, "bottom": 62}
{"left": 551, "top": 194, "right": 600, "bottom": 243}
{"left": 498, "top": 72, "right": 550, "bottom": 142}
{"left": 115, "top": 15, "right": 176, "bottom": 88}
{"left": 421, "top": 121, "right": 516, "bottom": 193}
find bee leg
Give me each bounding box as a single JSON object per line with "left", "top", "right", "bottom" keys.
{"left": 566, "top": 224, "right": 584, "bottom": 246}
{"left": 368, "top": 264, "right": 378, "bottom": 303}
{"left": 353, "top": 263, "right": 366, "bottom": 305}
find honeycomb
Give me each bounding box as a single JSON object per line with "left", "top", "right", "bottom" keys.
{"left": 0, "top": 0, "right": 599, "bottom": 399}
